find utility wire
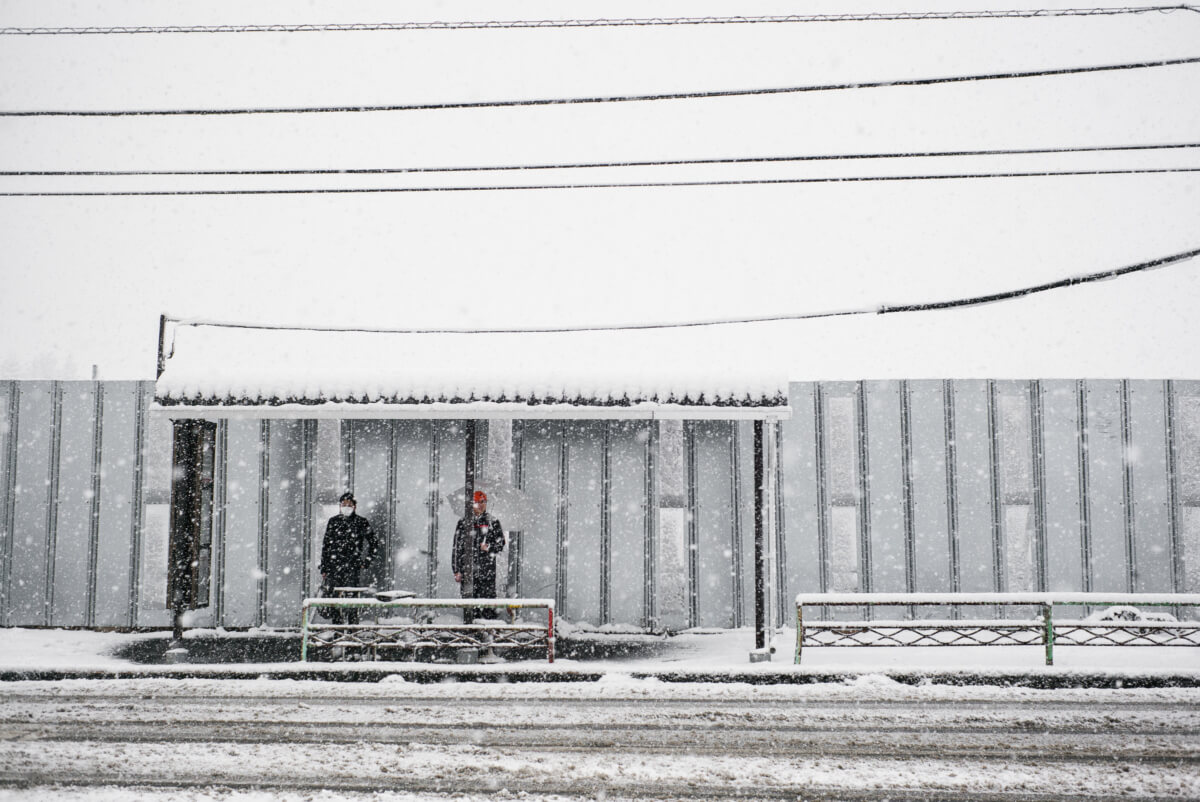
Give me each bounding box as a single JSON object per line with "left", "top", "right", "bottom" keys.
{"left": 5, "top": 55, "right": 1197, "bottom": 117}
{"left": 168, "top": 245, "right": 1200, "bottom": 335}
{"left": 4, "top": 167, "right": 1198, "bottom": 196}
{"left": 4, "top": 6, "right": 1197, "bottom": 35}
{"left": 6, "top": 142, "right": 1198, "bottom": 177}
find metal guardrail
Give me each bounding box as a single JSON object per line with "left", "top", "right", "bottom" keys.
{"left": 300, "top": 597, "right": 556, "bottom": 663}
{"left": 794, "top": 592, "right": 1200, "bottom": 666}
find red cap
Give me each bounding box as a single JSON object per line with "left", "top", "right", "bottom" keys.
{"left": 473, "top": 490, "right": 487, "bottom": 503}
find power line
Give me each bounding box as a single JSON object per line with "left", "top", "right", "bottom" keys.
{"left": 3, "top": 166, "right": 1198, "bottom": 197}
{"left": 4, "top": 6, "right": 1197, "bottom": 35}
{"left": 168, "top": 245, "right": 1200, "bottom": 335}
{"left": 6, "top": 142, "right": 1198, "bottom": 177}
{"left": 5, "top": 55, "right": 1197, "bottom": 117}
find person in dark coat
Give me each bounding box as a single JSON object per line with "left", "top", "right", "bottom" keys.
{"left": 319, "top": 491, "right": 380, "bottom": 624}
{"left": 452, "top": 490, "right": 506, "bottom": 624}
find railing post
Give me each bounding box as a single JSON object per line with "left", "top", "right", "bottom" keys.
{"left": 547, "top": 604, "right": 555, "bottom": 664}
{"left": 795, "top": 604, "right": 804, "bottom": 664}
{"left": 300, "top": 602, "right": 311, "bottom": 662}
{"left": 1043, "top": 602, "right": 1054, "bottom": 666}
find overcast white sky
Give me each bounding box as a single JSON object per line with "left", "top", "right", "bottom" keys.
{"left": 1, "top": 1, "right": 1197, "bottom": 380}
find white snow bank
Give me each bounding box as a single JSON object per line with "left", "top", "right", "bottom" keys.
{"left": 5, "top": 626, "right": 1200, "bottom": 677}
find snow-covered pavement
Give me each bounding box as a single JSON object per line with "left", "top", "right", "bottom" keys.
{"left": 2, "top": 676, "right": 1199, "bottom": 800}
{"left": 2, "top": 628, "right": 1200, "bottom": 799}
{"left": 6, "top": 625, "right": 1200, "bottom": 676}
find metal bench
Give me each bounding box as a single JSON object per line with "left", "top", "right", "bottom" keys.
{"left": 794, "top": 592, "right": 1200, "bottom": 665}
{"left": 301, "top": 596, "right": 556, "bottom": 663}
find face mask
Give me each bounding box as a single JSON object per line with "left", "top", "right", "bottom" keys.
{"left": 340, "top": 506, "right": 353, "bottom": 517}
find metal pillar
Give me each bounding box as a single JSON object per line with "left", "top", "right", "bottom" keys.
{"left": 257, "top": 420, "right": 270, "bottom": 627}
{"left": 555, "top": 425, "right": 569, "bottom": 616}
{"left": 462, "top": 419, "right": 477, "bottom": 595}
{"left": 599, "top": 422, "right": 612, "bottom": 625}
{"left": 753, "top": 420, "right": 766, "bottom": 651}
{"left": 643, "top": 421, "right": 658, "bottom": 630}
{"left": 684, "top": 421, "right": 699, "bottom": 629}
{"left": 730, "top": 422, "right": 745, "bottom": 628}
{"left": 426, "top": 425, "right": 441, "bottom": 597}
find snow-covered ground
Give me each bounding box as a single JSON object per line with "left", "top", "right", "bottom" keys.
{"left": 5, "top": 624, "right": 1200, "bottom": 676}
{"left": 4, "top": 627, "right": 1200, "bottom": 800}
{"left": 3, "top": 668, "right": 1199, "bottom": 801}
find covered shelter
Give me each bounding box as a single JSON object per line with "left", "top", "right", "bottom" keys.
{"left": 154, "top": 317, "right": 791, "bottom": 656}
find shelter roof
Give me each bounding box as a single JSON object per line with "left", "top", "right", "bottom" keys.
{"left": 153, "top": 320, "right": 790, "bottom": 420}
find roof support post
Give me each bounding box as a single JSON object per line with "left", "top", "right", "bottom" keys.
{"left": 462, "top": 419, "right": 477, "bottom": 595}
{"left": 751, "top": 419, "right": 769, "bottom": 661}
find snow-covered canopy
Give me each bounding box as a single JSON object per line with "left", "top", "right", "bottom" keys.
{"left": 154, "top": 320, "right": 790, "bottom": 419}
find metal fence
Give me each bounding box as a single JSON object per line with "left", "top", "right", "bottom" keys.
{"left": 1, "top": 379, "right": 1197, "bottom": 630}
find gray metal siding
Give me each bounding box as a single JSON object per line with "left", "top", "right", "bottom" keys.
{"left": 2, "top": 378, "right": 1198, "bottom": 632}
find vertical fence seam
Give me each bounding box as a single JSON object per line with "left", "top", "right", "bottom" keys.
{"left": 814, "top": 384, "right": 830, "bottom": 617}
{"left": 685, "top": 420, "right": 699, "bottom": 629}
{"left": 1120, "top": 379, "right": 1138, "bottom": 593}
{"left": 644, "top": 420, "right": 658, "bottom": 630}
{"left": 85, "top": 382, "right": 104, "bottom": 627}
{"left": 44, "top": 381, "right": 63, "bottom": 625}
{"left": 257, "top": 420, "right": 270, "bottom": 627}
{"left": 1164, "top": 380, "right": 1182, "bottom": 595}
{"left": 0, "top": 383, "right": 17, "bottom": 626}
{"left": 1030, "top": 380, "right": 1049, "bottom": 593}
{"left": 731, "top": 421, "right": 745, "bottom": 628}
{"left": 856, "top": 381, "right": 873, "bottom": 605}
{"left": 900, "top": 380, "right": 917, "bottom": 598}
{"left": 128, "top": 383, "right": 149, "bottom": 627}
{"left": 214, "top": 419, "right": 228, "bottom": 626}
{"left": 1077, "top": 380, "right": 1094, "bottom": 593}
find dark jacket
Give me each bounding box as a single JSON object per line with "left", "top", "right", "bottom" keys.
{"left": 452, "top": 512, "right": 505, "bottom": 587}
{"left": 319, "top": 512, "right": 380, "bottom": 586}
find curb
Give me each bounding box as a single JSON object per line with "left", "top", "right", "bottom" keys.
{"left": 4, "top": 665, "right": 1199, "bottom": 688}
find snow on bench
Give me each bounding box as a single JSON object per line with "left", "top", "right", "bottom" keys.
{"left": 793, "top": 592, "right": 1200, "bottom": 666}
{"left": 300, "top": 596, "right": 556, "bottom": 663}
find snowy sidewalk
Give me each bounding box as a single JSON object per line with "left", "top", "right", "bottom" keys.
{"left": 4, "top": 626, "right": 1200, "bottom": 686}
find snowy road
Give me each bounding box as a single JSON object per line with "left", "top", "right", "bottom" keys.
{"left": 1, "top": 677, "right": 1198, "bottom": 801}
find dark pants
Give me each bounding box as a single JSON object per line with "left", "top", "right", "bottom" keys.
{"left": 329, "top": 585, "right": 361, "bottom": 625}
{"left": 463, "top": 572, "right": 498, "bottom": 624}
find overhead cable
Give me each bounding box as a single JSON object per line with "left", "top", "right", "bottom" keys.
{"left": 5, "top": 55, "right": 1198, "bottom": 117}
{"left": 4, "top": 6, "right": 1197, "bottom": 35}
{"left": 3, "top": 166, "right": 1198, "bottom": 196}
{"left": 168, "top": 245, "right": 1200, "bottom": 335}
{"left": 6, "top": 142, "right": 1199, "bottom": 177}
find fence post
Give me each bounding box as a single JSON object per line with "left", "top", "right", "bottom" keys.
{"left": 795, "top": 604, "right": 804, "bottom": 664}
{"left": 300, "top": 602, "right": 311, "bottom": 662}
{"left": 1043, "top": 603, "right": 1054, "bottom": 666}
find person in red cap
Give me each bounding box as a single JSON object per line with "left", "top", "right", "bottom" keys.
{"left": 452, "top": 490, "right": 506, "bottom": 624}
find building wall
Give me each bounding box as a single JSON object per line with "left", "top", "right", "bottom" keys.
{"left": 1, "top": 379, "right": 1197, "bottom": 629}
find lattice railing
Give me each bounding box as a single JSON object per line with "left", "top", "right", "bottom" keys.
{"left": 794, "top": 592, "right": 1200, "bottom": 666}
{"left": 300, "top": 597, "right": 555, "bottom": 663}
